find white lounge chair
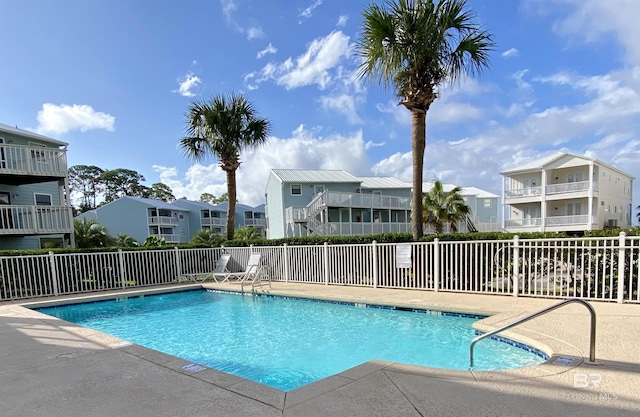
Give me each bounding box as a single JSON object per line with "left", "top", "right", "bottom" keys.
{"left": 181, "top": 253, "right": 231, "bottom": 283}
{"left": 214, "top": 253, "right": 262, "bottom": 283}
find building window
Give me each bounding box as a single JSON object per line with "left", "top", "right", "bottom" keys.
{"left": 291, "top": 184, "right": 302, "bottom": 195}
{"left": 35, "top": 193, "right": 52, "bottom": 206}
{"left": 483, "top": 199, "right": 492, "bottom": 208}
{"left": 179, "top": 214, "right": 184, "bottom": 220}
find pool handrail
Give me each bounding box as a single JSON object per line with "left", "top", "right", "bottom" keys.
{"left": 469, "top": 298, "right": 596, "bottom": 369}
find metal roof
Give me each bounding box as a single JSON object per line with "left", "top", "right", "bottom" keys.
{"left": 126, "top": 196, "right": 189, "bottom": 210}
{"left": 500, "top": 152, "right": 634, "bottom": 179}
{"left": 359, "top": 176, "right": 411, "bottom": 189}
{"left": 414, "top": 182, "right": 498, "bottom": 198}
{"left": 270, "top": 169, "right": 362, "bottom": 184}
{"left": 0, "top": 122, "right": 68, "bottom": 146}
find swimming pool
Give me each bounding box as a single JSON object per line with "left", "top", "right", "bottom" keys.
{"left": 36, "top": 290, "right": 547, "bottom": 391}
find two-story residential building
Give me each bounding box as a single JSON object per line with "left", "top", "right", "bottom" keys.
{"left": 501, "top": 152, "right": 634, "bottom": 233}
{"left": 170, "top": 200, "right": 266, "bottom": 237}
{"left": 78, "top": 196, "right": 191, "bottom": 244}
{"left": 171, "top": 199, "right": 227, "bottom": 235}
{"left": 265, "top": 169, "right": 412, "bottom": 238}
{"left": 0, "top": 123, "right": 74, "bottom": 249}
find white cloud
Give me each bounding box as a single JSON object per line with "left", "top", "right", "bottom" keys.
{"left": 220, "top": 0, "right": 237, "bottom": 23}
{"left": 548, "top": 0, "right": 640, "bottom": 64}
{"left": 156, "top": 125, "right": 371, "bottom": 206}
{"left": 246, "top": 26, "right": 264, "bottom": 40}
{"left": 319, "top": 93, "right": 362, "bottom": 124}
{"left": 428, "top": 101, "right": 483, "bottom": 124}
{"left": 35, "top": 103, "right": 115, "bottom": 135}
{"left": 173, "top": 72, "right": 201, "bottom": 97}
{"left": 512, "top": 69, "right": 532, "bottom": 91}
{"left": 501, "top": 48, "right": 519, "bottom": 58}
{"left": 257, "top": 43, "right": 277, "bottom": 59}
{"left": 376, "top": 101, "right": 411, "bottom": 125}
{"left": 337, "top": 15, "right": 348, "bottom": 27}
{"left": 299, "top": 0, "right": 323, "bottom": 19}
{"left": 252, "top": 31, "right": 351, "bottom": 90}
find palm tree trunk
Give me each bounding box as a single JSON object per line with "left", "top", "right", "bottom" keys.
{"left": 225, "top": 169, "right": 237, "bottom": 241}
{"left": 411, "top": 109, "right": 426, "bottom": 240}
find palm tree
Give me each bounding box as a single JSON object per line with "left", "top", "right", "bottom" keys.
{"left": 115, "top": 233, "right": 138, "bottom": 247}
{"left": 356, "top": 0, "right": 494, "bottom": 240}
{"left": 180, "top": 93, "right": 271, "bottom": 240}
{"left": 422, "top": 180, "right": 470, "bottom": 233}
{"left": 190, "top": 228, "right": 224, "bottom": 246}
{"left": 233, "top": 226, "right": 262, "bottom": 241}
{"left": 74, "top": 218, "right": 113, "bottom": 248}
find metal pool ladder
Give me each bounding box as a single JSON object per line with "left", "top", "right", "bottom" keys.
{"left": 469, "top": 298, "right": 596, "bottom": 369}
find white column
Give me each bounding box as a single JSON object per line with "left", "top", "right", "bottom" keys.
{"left": 540, "top": 170, "right": 547, "bottom": 232}
{"left": 588, "top": 162, "right": 594, "bottom": 231}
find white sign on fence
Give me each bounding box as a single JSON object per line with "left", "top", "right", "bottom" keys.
{"left": 395, "top": 244, "right": 412, "bottom": 268}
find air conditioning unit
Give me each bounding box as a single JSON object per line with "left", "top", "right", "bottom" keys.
{"left": 606, "top": 219, "right": 618, "bottom": 227}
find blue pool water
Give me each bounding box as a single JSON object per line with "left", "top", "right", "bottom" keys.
{"left": 37, "top": 290, "right": 546, "bottom": 391}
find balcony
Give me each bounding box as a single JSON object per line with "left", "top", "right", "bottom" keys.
{"left": 0, "top": 205, "right": 73, "bottom": 235}
{"left": 0, "top": 144, "right": 67, "bottom": 184}
{"left": 148, "top": 216, "right": 178, "bottom": 226}
{"left": 244, "top": 218, "right": 266, "bottom": 227}
{"left": 505, "top": 181, "right": 599, "bottom": 202}
{"left": 152, "top": 233, "right": 180, "bottom": 243}
{"left": 505, "top": 215, "right": 597, "bottom": 231}
{"left": 201, "top": 217, "right": 225, "bottom": 226}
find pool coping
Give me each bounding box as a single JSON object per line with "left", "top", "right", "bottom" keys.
{"left": 3, "top": 282, "right": 639, "bottom": 415}
{"left": 10, "top": 283, "right": 586, "bottom": 408}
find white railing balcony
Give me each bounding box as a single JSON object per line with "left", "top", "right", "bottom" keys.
{"left": 504, "top": 218, "right": 543, "bottom": 228}
{"left": 201, "top": 217, "right": 225, "bottom": 226}
{"left": 504, "top": 187, "right": 543, "bottom": 198}
{"left": 147, "top": 216, "right": 178, "bottom": 226}
{"left": 546, "top": 181, "right": 596, "bottom": 195}
{"left": 320, "top": 191, "right": 411, "bottom": 210}
{"left": 153, "top": 233, "right": 180, "bottom": 243}
{"left": 285, "top": 207, "right": 309, "bottom": 223}
{"left": 244, "top": 218, "right": 266, "bottom": 227}
{"left": 314, "top": 221, "right": 411, "bottom": 236}
{"left": 0, "top": 205, "right": 73, "bottom": 235}
{"left": 545, "top": 215, "right": 592, "bottom": 226}
{"left": 0, "top": 144, "right": 67, "bottom": 178}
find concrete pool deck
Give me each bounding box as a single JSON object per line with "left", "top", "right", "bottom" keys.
{"left": 0, "top": 282, "right": 638, "bottom": 416}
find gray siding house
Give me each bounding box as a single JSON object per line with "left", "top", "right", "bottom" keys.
{"left": 265, "top": 169, "right": 411, "bottom": 238}
{"left": 0, "top": 123, "right": 74, "bottom": 249}
{"left": 171, "top": 199, "right": 227, "bottom": 236}
{"left": 78, "top": 196, "right": 190, "bottom": 244}
{"left": 419, "top": 182, "right": 500, "bottom": 233}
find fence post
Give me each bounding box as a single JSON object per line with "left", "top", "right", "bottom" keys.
{"left": 118, "top": 249, "right": 127, "bottom": 289}
{"left": 617, "top": 232, "right": 627, "bottom": 303}
{"left": 323, "top": 242, "right": 329, "bottom": 285}
{"left": 48, "top": 251, "right": 59, "bottom": 296}
{"left": 372, "top": 240, "right": 378, "bottom": 288}
{"left": 174, "top": 247, "right": 182, "bottom": 282}
{"left": 434, "top": 238, "right": 440, "bottom": 292}
{"left": 512, "top": 235, "right": 520, "bottom": 297}
{"left": 283, "top": 244, "right": 290, "bottom": 282}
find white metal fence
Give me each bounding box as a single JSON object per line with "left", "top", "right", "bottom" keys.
{"left": 1, "top": 233, "right": 638, "bottom": 303}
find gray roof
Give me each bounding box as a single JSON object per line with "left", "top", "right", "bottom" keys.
{"left": 0, "top": 122, "right": 68, "bottom": 146}
{"left": 359, "top": 177, "right": 411, "bottom": 190}
{"left": 417, "top": 182, "right": 499, "bottom": 198}
{"left": 270, "top": 169, "right": 362, "bottom": 184}
{"left": 459, "top": 186, "right": 499, "bottom": 199}
{"left": 171, "top": 199, "right": 218, "bottom": 210}
{"left": 118, "top": 196, "right": 189, "bottom": 211}
{"left": 500, "top": 152, "right": 635, "bottom": 179}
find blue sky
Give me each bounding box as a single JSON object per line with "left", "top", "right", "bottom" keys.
{"left": 1, "top": 0, "right": 639, "bottom": 218}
